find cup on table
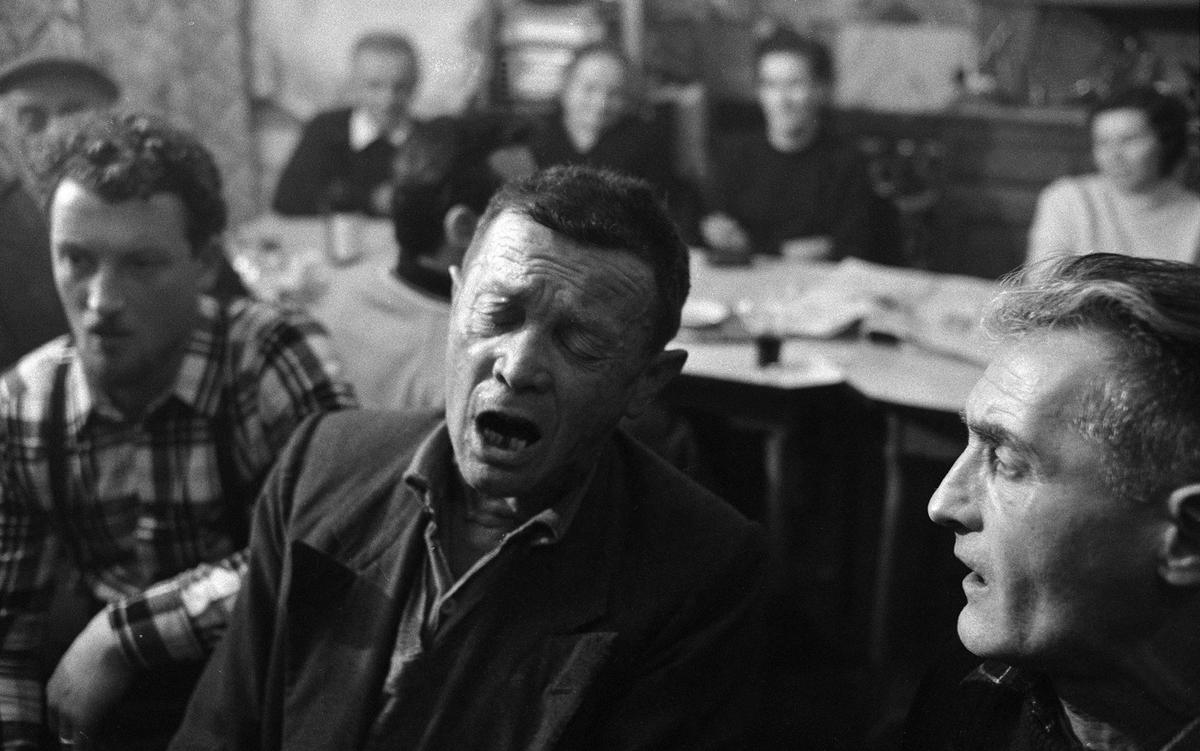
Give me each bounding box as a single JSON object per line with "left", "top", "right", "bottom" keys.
{"left": 781, "top": 235, "right": 833, "bottom": 262}
{"left": 324, "top": 213, "right": 364, "bottom": 266}
{"left": 735, "top": 299, "right": 786, "bottom": 368}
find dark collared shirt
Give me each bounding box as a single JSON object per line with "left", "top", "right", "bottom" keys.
{"left": 366, "top": 425, "right": 585, "bottom": 741}
{"left": 965, "top": 661, "right": 1200, "bottom": 751}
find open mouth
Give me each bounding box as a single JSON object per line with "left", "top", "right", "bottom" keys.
{"left": 476, "top": 411, "right": 542, "bottom": 453}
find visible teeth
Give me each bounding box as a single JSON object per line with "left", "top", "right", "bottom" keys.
{"left": 482, "top": 427, "right": 529, "bottom": 451}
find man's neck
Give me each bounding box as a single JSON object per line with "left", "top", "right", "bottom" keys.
{"left": 89, "top": 341, "right": 189, "bottom": 421}
{"left": 393, "top": 252, "right": 451, "bottom": 300}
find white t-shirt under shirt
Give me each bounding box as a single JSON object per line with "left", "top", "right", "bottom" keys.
{"left": 313, "top": 262, "right": 449, "bottom": 411}
{"left": 1027, "top": 174, "right": 1200, "bottom": 269}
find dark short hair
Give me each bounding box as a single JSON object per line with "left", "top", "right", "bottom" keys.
{"left": 469, "top": 165, "right": 690, "bottom": 352}
{"left": 352, "top": 30, "right": 420, "bottom": 82}
{"left": 753, "top": 27, "right": 833, "bottom": 85}
{"left": 989, "top": 253, "right": 1200, "bottom": 504}
{"left": 1090, "top": 86, "right": 1191, "bottom": 177}
{"left": 41, "top": 111, "right": 226, "bottom": 252}
{"left": 391, "top": 118, "right": 501, "bottom": 259}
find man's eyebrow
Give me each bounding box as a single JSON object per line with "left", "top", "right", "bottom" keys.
{"left": 959, "top": 410, "right": 1039, "bottom": 458}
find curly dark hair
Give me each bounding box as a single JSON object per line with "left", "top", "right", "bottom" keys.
{"left": 40, "top": 110, "right": 227, "bottom": 252}
{"left": 390, "top": 117, "right": 501, "bottom": 259}
{"left": 468, "top": 165, "right": 690, "bottom": 352}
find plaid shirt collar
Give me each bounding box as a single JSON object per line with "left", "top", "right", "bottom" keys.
{"left": 402, "top": 422, "right": 586, "bottom": 547}
{"left": 70, "top": 296, "right": 226, "bottom": 429}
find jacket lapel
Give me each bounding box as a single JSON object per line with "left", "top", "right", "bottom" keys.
{"left": 279, "top": 481, "right": 428, "bottom": 749}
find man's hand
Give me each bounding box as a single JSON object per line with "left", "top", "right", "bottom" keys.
{"left": 47, "top": 609, "right": 136, "bottom": 749}
{"left": 699, "top": 212, "right": 751, "bottom": 257}
{"left": 369, "top": 182, "right": 394, "bottom": 216}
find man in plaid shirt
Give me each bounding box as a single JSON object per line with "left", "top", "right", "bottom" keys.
{"left": 0, "top": 112, "right": 356, "bottom": 749}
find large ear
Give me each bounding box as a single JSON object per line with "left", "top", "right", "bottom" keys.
{"left": 624, "top": 348, "right": 687, "bottom": 420}
{"left": 442, "top": 204, "right": 478, "bottom": 250}
{"left": 1159, "top": 482, "right": 1200, "bottom": 587}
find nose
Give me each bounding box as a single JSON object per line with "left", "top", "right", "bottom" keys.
{"left": 927, "top": 445, "right": 982, "bottom": 533}
{"left": 84, "top": 264, "right": 126, "bottom": 317}
{"left": 492, "top": 330, "right": 552, "bottom": 393}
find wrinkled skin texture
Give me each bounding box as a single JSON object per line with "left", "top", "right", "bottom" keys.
{"left": 928, "top": 329, "right": 1165, "bottom": 676}
{"left": 444, "top": 210, "right": 684, "bottom": 517}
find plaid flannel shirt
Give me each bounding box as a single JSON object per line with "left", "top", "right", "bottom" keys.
{"left": 0, "top": 296, "right": 356, "bottom": 748}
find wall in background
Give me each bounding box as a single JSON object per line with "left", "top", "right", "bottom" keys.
{"left": 250, "top": 0, "right": 487, "bottom": 119}
{"left": 0, "top": 0, "right": 258, "bottom": 224}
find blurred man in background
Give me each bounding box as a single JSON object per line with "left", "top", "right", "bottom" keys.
{"left": 273, "top": 30, "right": 424, "bottom": 217}
{"left": 313, "top": 117, "right": 500, "bottom": 409}
{"left": 0, "top": 111, "right": 355, "bottom": 749}
{"left": 0, "top": 53, "right": 119, "bottom": 369}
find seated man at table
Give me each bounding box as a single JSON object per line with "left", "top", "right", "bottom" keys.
{"left": 0, "top": 53, "right": 120, "bottom": 370}
{"left": 0, "top": 111, "right": 356, "bottom": 749}
{"left": 273, "top": 30, "right": 424, "bottom": 217}
{"left": 700, "top": 27, "right": 898, "bottom": 264}
{"left": 170, "top": 165, "right": 769, "bottom": 750}
{"left": 903, "top": 253, "right": 1200, "bottom": 749}
{"left": 316, "top": 119, "right": 500, "bottom": 409}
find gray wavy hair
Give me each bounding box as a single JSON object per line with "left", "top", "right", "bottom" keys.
{"left": 989, "top": 253, "right": 1200, "bottom": 504}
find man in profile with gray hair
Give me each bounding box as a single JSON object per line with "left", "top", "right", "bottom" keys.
{"left": 904, "top": 253, "right": 1200, "bottom": 749}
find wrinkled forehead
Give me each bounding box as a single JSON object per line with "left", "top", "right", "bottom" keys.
{"left": 465, "top": 212, "right": 656, "bottom": 307}
{"left": 969, "top": 330, "right": 1116, "bottom": 433}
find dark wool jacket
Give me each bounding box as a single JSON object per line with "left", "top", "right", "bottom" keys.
{"left": 170, "top": 410, "right": 769, "bottom": 750}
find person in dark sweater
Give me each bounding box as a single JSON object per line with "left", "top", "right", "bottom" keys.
{"left": 702, "top": 28, "right": 897, "bottom": 264}
{"left": 272, "top": 30, "right": 423, "bottom": 217}
{"left": 524, "top": 43, "right": 701, "bottom": 243}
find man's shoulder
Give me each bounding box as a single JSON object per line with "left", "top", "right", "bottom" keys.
{"left": 220, "top": 297, "right": 338, "bottom": 359}
{"left": 280, "top": 410, "right": 441, "bottom": 522}
{"left": 308, "top": 408, "right": 440, "bottom": 448}
{"left": 1, "top": 336, "right": 73, "bottom": 414}
{"left": 902, "top": 645, "right": 1032, "bottom": 750}
{"left": 610, "top": 432, "right": 763, "bottom": 551}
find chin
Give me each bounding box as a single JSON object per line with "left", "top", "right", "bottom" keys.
{"left": 957, "top": 609, "right": 1004, "bottom": 660}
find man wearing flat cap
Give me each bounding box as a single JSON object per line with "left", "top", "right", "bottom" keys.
{"left": 0, "top": 53, "right": 120, "bottom": 370}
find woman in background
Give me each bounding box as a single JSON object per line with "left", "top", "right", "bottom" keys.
{"left": 701, "top": 27, "right": 898, "bottom": 264}
{"left": 1027, "top": 86, "right": 1200, "bottom": 268}
{"left": 524, "top": 42, "right": 700, "bottom": 241}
